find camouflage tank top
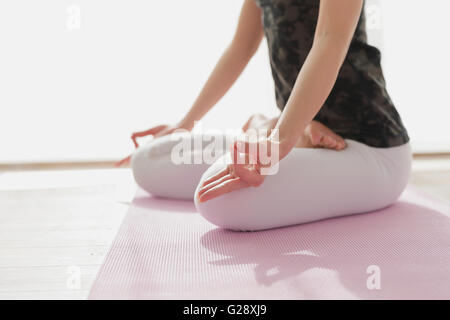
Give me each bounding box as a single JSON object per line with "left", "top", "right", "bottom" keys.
{"left": 254, "top": 0, "right": 409, "bottom": 147}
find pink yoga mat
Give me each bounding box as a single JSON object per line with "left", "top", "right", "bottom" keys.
{"left": 89, "top": 186, "right": 450, "bottom": 299}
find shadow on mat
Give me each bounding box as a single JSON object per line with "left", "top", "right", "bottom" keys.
{"left": 200, "top": 201, "right": 450, "bottom": 299}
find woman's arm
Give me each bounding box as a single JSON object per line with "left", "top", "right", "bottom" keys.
{"left": 270, "top": 0, "right": 364, "bottom": 159}
{"left": 197, "top": 0, "right": 365, "bottom": 202}
{"left": 179, "top": 0, "right": 264, "bottom": 129}
{"left": 119, "top": 1, "right": 264, "bottom": 166}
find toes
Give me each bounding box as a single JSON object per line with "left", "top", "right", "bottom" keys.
{"left": 306, "top": 121, "right": 348, "bottom": 151}
{"left": 321, "top": 136, "right": 348, "bottom": 150}
{"left": 309, "top": 131, "right": 322, "bottom": 146}
{"left": 322, "top": 136, "right": 337, "bottom": 149}
{"left": 337, "top": 140, "right": 347, "bottom": 150}
{"left": 334, "top": 138, "right": 347, "bottom": 150}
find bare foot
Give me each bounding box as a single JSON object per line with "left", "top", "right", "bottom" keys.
{"left": 242, "top": 114, "right": 347, "bottom": 151}
{"left": 297, "top": 120, "right": 347, "bottom": 150}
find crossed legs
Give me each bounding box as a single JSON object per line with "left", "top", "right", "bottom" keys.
{"left": 131, "top": 115, "right": 412, "bottom": 231}
{"left": 194, "top": 139, "right": 411, "bottom": 231}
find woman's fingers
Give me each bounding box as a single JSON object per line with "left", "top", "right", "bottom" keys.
{"left": 198, "top": 177, "right": 248, "bottom": 203}
{"left": 235, "top": 140, "right": 268, "bottom": 165}
{"left": 132, "top": 125, "right": 168, "bottom": 138}
{"left": 118, "top": 124, "right": 173, "bottom": 169}
{"left": 198, "top": 173, "right": 234, "bottom": 198}
{"left": 201, "top": 166, "right": 231, "bottom": 188}
{"left": 196, "top": 138, "right": 273, "bottom": 202}
{"left": 235, "top": 139, "right": 277, "bottom": 163}
{"left": 131, "top": 125, "right": 168, "bottom": 147}
{"left": 233, "top": 163, "right": 259, "bottom": 179}
{"left": 131, "top": 136, "right": 139, "bottom": 148}
{"left": 231, "top": 141, "right": 257, "bottom": 166}
{"left": 115, "top": 154, "right": 132, "bottom": 167}
{"left": 235, "top": 140, "right": 254, "bottom": 157}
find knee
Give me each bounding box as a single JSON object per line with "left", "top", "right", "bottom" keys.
{"left": 130, "top": 134, "right": 211, "bottom": 199}
{"left": 195, "top": 196, "right": 256, "bottom": 232}
{"left": 194, "top": 160, "right": 261, "bottom": 232}
{"left": 130, "top": 137, "right": 181, "bottom": 198}
{"left": 130, "top": 142, "right": 161, "bottom": 196}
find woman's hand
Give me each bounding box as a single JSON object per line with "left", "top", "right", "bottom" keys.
{"left": 130, "top": 124, "right": 189, "bottom": 148}
{"left": 197, "top": 138, "right": 279, "bottom": 203}
{"left": 115, "top": 122, "right": 193, "bottom": 167}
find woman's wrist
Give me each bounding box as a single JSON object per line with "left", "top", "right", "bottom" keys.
{"left": 177, "top": 116, "right": 195, "bottom": 131}
{"left": 268, "top": 131, "right": 296, "bottom": 161}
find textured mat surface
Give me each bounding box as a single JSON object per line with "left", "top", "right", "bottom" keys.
{"left": 89, "top": 187, "right": 450, "bottom": 299}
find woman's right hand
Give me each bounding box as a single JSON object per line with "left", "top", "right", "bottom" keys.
{"left": 131, "top": 124, "right": 178, "bottom": 148}
{"left": 116, "top": 122, "right": 193, "bottom": 167}
{"left": 131, "top": 120, "right": 194, "bottom": 147}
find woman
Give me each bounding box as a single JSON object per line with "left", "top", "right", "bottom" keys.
{"left": 128, "top": 0, "right": 411, "bottom": 231}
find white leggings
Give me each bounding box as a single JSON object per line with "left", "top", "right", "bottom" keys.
{"left": 131, "top": 133, "right": 412, "bottom": 231}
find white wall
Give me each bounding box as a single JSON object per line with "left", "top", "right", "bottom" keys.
{"left": 380, "top": 0, "right": 450, "bottom": 152}
{"left": 0, "top": 0, "right": 449, "bottom": 163}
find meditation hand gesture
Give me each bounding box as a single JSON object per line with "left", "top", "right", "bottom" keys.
{"left": 197, "top": 138, "right": 279, "bottom": 203}
{"left": 116, "top": 123, "right": 192, "bottom": 167}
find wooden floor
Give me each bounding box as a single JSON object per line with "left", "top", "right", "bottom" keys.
{"left": 0, "top": 169, "right": 135, "bottom": 299}
{"left": 0, "top": 156, "right": 449, "bottom": 300}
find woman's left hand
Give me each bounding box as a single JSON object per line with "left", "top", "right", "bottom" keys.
{"left": 197, "top": 138, "right": 277, "bottom": 203}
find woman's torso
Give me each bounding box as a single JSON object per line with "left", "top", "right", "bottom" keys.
{"left": 254, "top": 0, "right": 409, "bottom": 148}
